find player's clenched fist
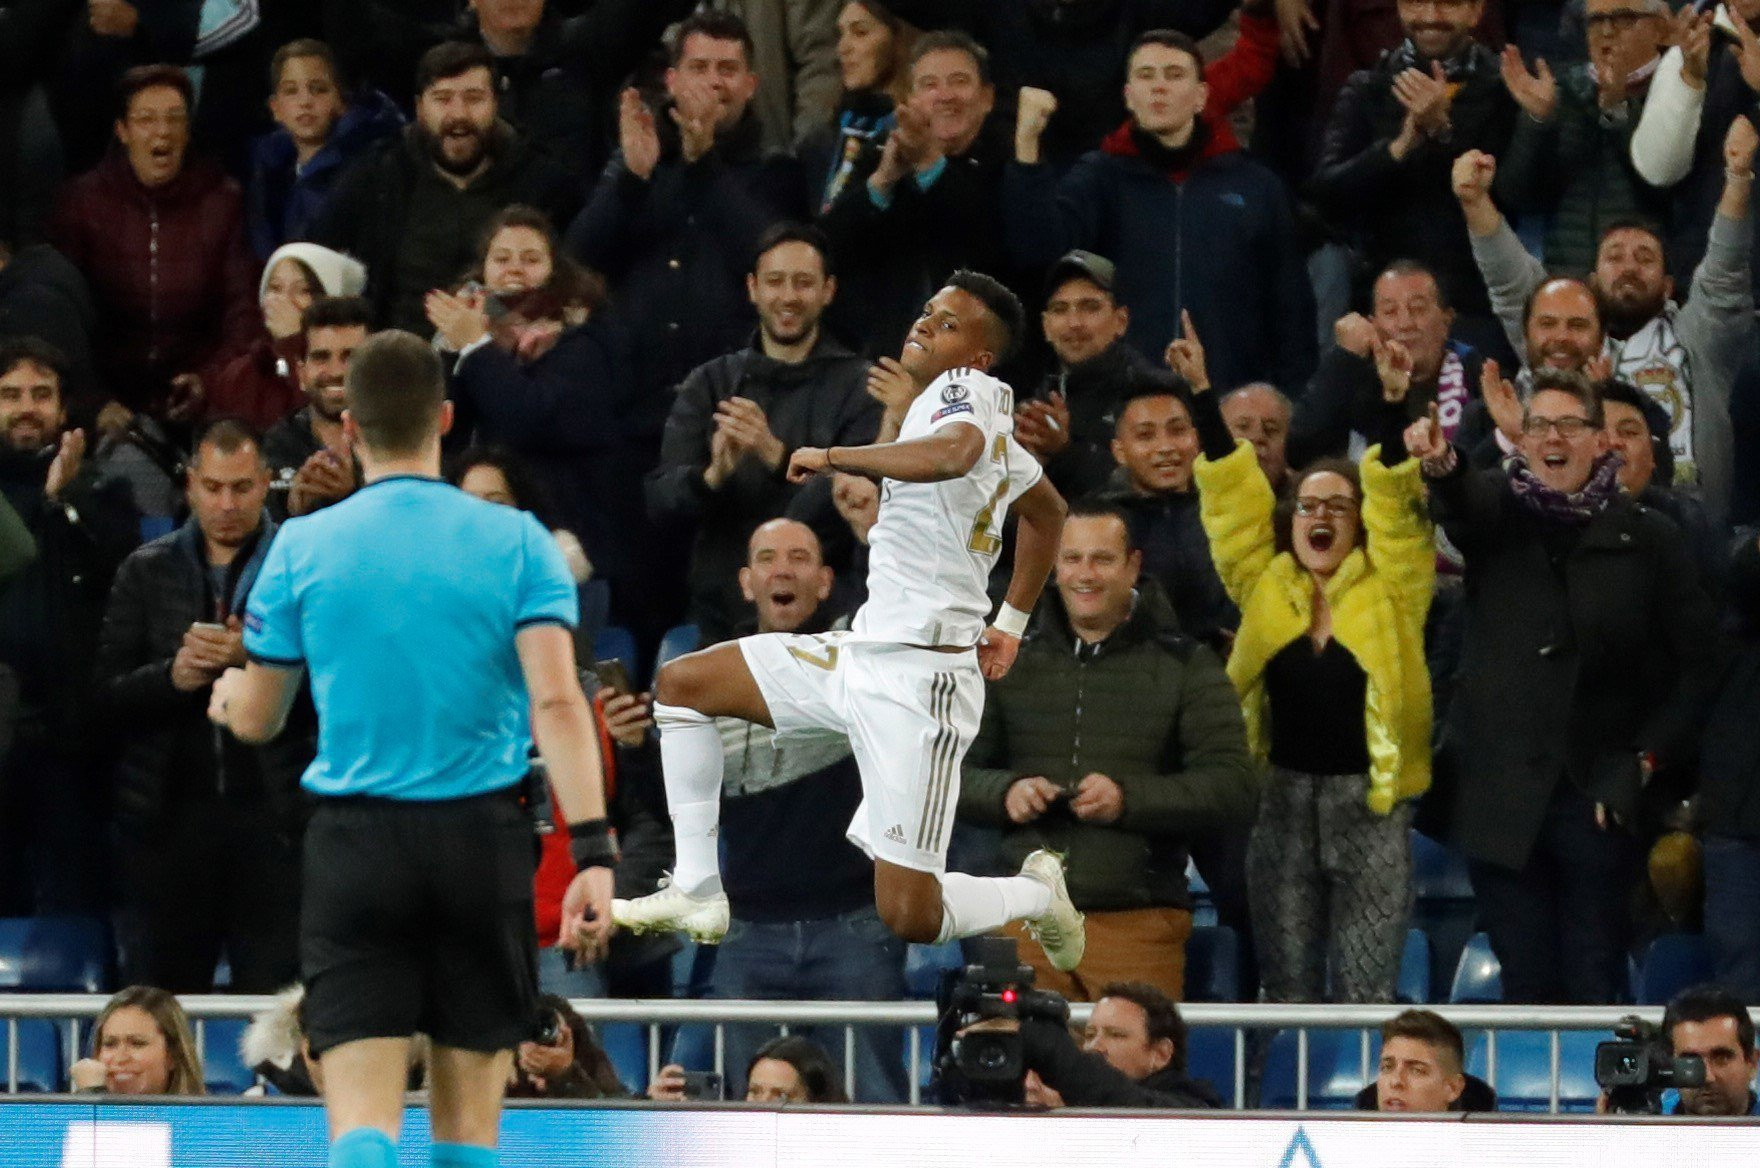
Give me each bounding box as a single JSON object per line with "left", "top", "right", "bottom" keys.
{"left": 787, "top": 446, "right": 832, "bottom": 482}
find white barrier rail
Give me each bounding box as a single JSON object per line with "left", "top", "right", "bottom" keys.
{"left": 0, "top": 997, "right": 1674, "bottom": 1110}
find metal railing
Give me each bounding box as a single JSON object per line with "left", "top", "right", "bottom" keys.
{"left": 0, "top": 996, "right": 1663, "bottom": 1111}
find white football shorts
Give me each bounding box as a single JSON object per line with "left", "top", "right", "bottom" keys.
{"left": 737, "top": 630, "right": 982, "bottom": 874}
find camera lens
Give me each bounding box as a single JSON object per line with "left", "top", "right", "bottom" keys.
{"left": 975, "top": 1043, "right": 1008, "bottom": 1071}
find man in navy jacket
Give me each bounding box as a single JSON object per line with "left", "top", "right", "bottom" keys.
{"left": 1003, "top": 29, "right": 1315, "bottom": 396}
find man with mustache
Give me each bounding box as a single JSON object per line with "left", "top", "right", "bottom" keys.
{"left": 1456, "top": 119, "right": 1757, "bottom": 523}
{"left": 0, "top": 337, "right": 138, "bottom": 916}
{"left": 1495, "top": 0, "right": 1674, "bottom": 275}
{"left": 1290, "top": 259, "right": 1489, "bottom": 464}
{"left": 1310, "top": 0, "right": 1518, "bottom": 356}
{"left": 263, "top": 297, "right": 371, "bottom": 520}
{"left": 646, "top": 224, "right": 877, "bottom": 644}
{"left": 312, "top": 41, "right": 578, "bottom": 335}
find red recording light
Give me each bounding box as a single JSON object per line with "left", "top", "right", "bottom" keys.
{"left": 1001, "top": 989, "right": 1017, "bottom": 1003}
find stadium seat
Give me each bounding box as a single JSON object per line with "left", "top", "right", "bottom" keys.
{"left": 198, "top": 1018, "right": 256, "bottom": 1094}
{"left": 1411, "top": 830, "right": 1474, "bottom": 901}
{"left": 1183, "top": 1027, "right": 1240, "bottom": 1105}
{"left": 1465, "top": 1029, "right": 1602, "bottom": 1112}
{"left": 1260, "top": 1029, "right": 1377, "bottom": 1110}
{"left": 0, "top": 916, "right": 114, "bottom": 992}
{"left": 592, "top": 625, "right": 638, "bottom": 674}
{"left": 1410, "top": 830, "right": 1477, "bottom": 995}
{"left": 1397, "top": 928, "right": 1432, "bottom": 1004}
{"left": 1185, "top": 926, "right": 1240, "bottom": 1003}
{"left": 655, "top": 624, "right": 701, "bottom": 671}
{"left": 1632, "top": 934, "right": 1713, "bottom": 1005}
{"left": 1449, "top": 933, "right": 1503, "bottom": 1004}
{"left": 905, "top": 941, "right": 965, "bottom": 1000}
{"left": 0, "top": 1019, "right": 64, "bottom": 1092}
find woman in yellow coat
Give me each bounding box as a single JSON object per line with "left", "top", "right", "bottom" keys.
{"left": 1176, "top": 323, "right": 1437, "bottom": 1003}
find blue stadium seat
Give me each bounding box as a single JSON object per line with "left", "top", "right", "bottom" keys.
{"left": 1633, "top": 934, "right": 1713, "bottom": 1006}
{"left": 1450, "top": 932, "right": 1503, "bottom": 1004}
{"left": 1183, "top": 1027, "right": 1239, "bottom": 1105}
{"left": 198, "top": 1018, "right": 256, "bottom": 1094}
{"left": 0, "top": 916, "right": 114, "bottom": 992}
{"left": 592, "top": 625, "right": 638, "bottom": 671}
{"left": 1260, "top": 1029, "right": 1377, "bottom": 1110}
{"left": 1410, "top": 830, "right": 1478, "bottom": 1010}
{"left": 655, "top": 624, "right": 701, "bottom": 672}
{"left": 1185, "top": 926, "right": 1240, "bottom": 1003}
{"left": 0, "top": 1019, "right": 64, "bottom": 1092}
{"left": 1411, "top": 830, "right": 1474, "bottom": 901}
{"left": 905, "top": 941, "right": 965, "bottom": 999}
{"left": 1466, "top": 1029, "right": 1601, "bottom": 1112}
{"left": 1397, "top": 928, "right": 1432, "bottom": 1004}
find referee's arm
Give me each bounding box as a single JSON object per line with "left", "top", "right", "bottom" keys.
{"left": 516, "top": 624, "right": 608, "bottom": 827}
{"left": 210, "top": 662, "right": 303, "bottom": 744}
{"left": 517, "top": 623, "right": 617, "bottom": 957}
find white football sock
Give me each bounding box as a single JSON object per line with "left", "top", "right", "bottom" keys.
{"left": 654, "top": 702, "right": 724, "bottom": 897}
{"left": 934, "top": 873, "right": 1052, "bottom": 943}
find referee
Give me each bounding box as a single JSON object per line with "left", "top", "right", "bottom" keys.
{"left": 209, "top": 331, "right": 615, "bottom": 1168}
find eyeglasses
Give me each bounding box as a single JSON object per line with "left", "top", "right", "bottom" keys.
{"left": 1584, "top": 11, "right": 1652, "bottom": 32}
{"left": 1521, "top": 415, "right": 1594, "bottom": 438}
{"left": 1294, "top": 496, "right": 1359, "bottom": 518}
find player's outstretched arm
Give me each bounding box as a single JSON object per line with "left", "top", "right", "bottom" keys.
{"left": 517, "top": 624, "right": 616, "bottom": 962}
{"left": 978, "top": 474, "right": 1068, "bottom": 681}
{"left": 788, "top": 421, "right": 986, "bottom": 485}
{"left": 208, "top": 662, "right": 303, "bottom": 744}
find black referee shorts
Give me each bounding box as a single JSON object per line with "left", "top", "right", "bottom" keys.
{"left": 300, "top": 787, "right": 539, "bottom": 1057}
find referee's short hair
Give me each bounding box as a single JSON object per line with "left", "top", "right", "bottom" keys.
{"left": 345, "top": 330, "right": 445, "bottom": 457}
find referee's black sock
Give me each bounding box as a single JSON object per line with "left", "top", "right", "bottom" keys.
{"left": 330, "top": 1127, "right": 396, "bottom": 1168}
{"left": 431, "top": 1143, "right": 498, "bottom": 1168}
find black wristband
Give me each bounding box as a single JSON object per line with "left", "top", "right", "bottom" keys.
{"left": 568, "top": 818, "right": 618, "bottom": 870}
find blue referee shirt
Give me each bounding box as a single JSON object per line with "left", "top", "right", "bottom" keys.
{"left": 243, "top": 475, "right": 578, "bottom": 800}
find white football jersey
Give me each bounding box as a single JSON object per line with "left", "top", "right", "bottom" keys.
{"left": 851, "top": 367, "right": 1042, "bottom": 647}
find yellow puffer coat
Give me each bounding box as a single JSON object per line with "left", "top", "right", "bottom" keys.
{"left": 1194, "top": 442, "right": 1436, "bottom": 814}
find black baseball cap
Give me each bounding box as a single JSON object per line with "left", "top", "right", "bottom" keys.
{"left": 1044, "top": 249, "right": 1117, "bottom": 299}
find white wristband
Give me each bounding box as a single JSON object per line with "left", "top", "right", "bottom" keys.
{"left": 993, "top": 603, "right": 1031, "bottom": 638}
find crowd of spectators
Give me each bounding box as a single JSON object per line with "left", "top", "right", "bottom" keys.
{"left": 3, "top": 0, "right": 1760, "bottom": 1116}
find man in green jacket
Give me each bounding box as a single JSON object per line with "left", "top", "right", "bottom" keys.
{"left": 958, "top": 501, "right": 1255, "bottom": 1000}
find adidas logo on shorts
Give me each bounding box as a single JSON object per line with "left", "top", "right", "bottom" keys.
{"left": 884, "top": 824, "right": 907, "bottom": 844}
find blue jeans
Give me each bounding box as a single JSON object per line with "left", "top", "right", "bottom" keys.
{"left": 709, "top": 906, "right": 908, "bottom": 1103}
{"left": 1704, "top": 835, "right": 1760, "bottom": 1003}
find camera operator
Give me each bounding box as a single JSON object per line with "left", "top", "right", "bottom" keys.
{"left": 1014, "top": 982, "right": 1221, "bottom": 1110}
{"left": 1655, "top": 986, "right": 1759, "bottom": 1117}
